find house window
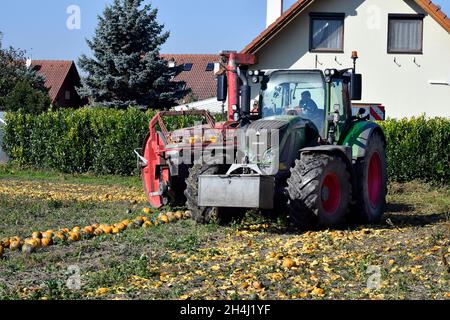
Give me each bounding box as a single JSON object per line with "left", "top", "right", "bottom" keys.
{"left": 183, "top": 63, "right": 193, "bottom": 71}
{"left": 310, "top": 13, "right": 345, "bottom": 52}
{"left": 206, "top": 63, "right": 214, "bottom": 72}
{"left": 65, "top": 90, "right": 71, "bottom": 100}
{"left": 388, "top": 14, "right": 424, "bottom": 54}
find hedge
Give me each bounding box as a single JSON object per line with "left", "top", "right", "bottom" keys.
{"left": 379, "top": 117, "right": 449, "bottom": 184}
{"left": 2, "top": 108, "right": 210, "bottom": 175}
{"left": 2, "top": 109, "right": 449, "bottom": 183}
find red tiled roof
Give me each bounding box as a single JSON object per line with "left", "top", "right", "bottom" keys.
{"left": 161, "top": 54, "right": 220, "bottom": 101}
{"left": 242, "top": 0, "right": 450, "bottom": 54}
{"left": 30, "top": 60, "right": 74, "bottom": 103}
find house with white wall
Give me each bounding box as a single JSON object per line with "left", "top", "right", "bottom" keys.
{"left": 245, "top": 0, "right": 450, "bottom": 119}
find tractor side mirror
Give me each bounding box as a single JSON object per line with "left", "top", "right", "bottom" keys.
{"left": 217, "top": 74, "right": 227, "bottom": 102}
{"left": 350, "top": 73, "right": 362, "bottom": 100}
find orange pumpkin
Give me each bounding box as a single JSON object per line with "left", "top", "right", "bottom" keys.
{"left": 112, "top": 227, "right": 120, "bottom": 234}
{"left": 143, "top": 221, "right": 152, "bottom": 228}
{"left": 72, "top": 226, "right": 81, "bottom": 233}
{"left": 143, "top": 207, "right": 151, "bottom": 214}
{"left": 1, "top": 238, "right": 10, "bottom": 248}
{"left": 175, "top": 211, "right": 183, "bottom": 220}
{"left": 32, "top": 232, "right": 42, "bottom": 239}
{"left": 94, "top": 228, "right": 104, "bottom": 236}
{"left": 9, "top": 238, "right": 23, "bottom": 251}
{"left": 68, "top": 232, "right": 81, "bottom": 242}
{"left": 158, "top": 214, "right": 169, "bottom": 224}
{"left": 42, "top": 231, "right": 53, "bottom": 239}
{"left": 41, "top": 237, "right": 53, "bottom": 247}
{"left": 83, "top": 226, "right": 94, "bottom": 234}
{"left": 102, "top": 226, "right": 113, "bottom": 234}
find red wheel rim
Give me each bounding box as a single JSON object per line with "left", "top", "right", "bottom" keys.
{"left": 321, "top": 173, "right": 341, "bottom": 215}
{"left": 368, "top": 152, "right": 382, "bottom": 208}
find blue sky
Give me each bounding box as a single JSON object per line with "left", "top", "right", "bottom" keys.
{"left": 0, "top": 0, "right": 448, "bottom": 62}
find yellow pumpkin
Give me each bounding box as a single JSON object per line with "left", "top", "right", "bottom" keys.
{"left": 112, "top": 227, "right": 120, "bottom": 234}
{"left": 92, "top": 223, "right": 100, "bottom": 229}
{"left": 83, "top": 226, "right": 94, "bottom": 234}
{"left": 42, "top": 231, "right": 53, "bottom": 239}
{"left": 166, "top": 212, "right": 176, "bottom": 222}
{"left": 175, "top": 211, "right": 183, "bottom": 220}
{"left": 72, "top": 226, "right": 81, "bottom": 233}
{"left": 94, "top": 228, "right": 104, "bottom": 236}
{"left": 41, "top": 237, "right": 53, "bottom": 247}
{"left": 102, "top": 226, "right": 113, "bottom": 234}
{"left": 9, "top": 238, "right": 23, "bottom": 251}
{"left": 183, "top": 211, "right": 192, "bottom": 218}
{"left": 25, "top": 238, "right": 40, "bottom": 247}
{"left": 32, "top": 231, "right": 42, "bottom": 239}
{"left": 143, "top": 207, "right": 151, "bottom": 214}
{"left": 1, "top": 238, "right": 10, "bottom": 248}
{"left": 158, "top": 214, "right": 169, "bottom": 224}
{"left": 143, "top": 221, "right": 152, "bottom": 228}
{"left": 54, "top": 232, "right": 66, "bottom": 240}
{"left": 282, "top": 258, "right": 296, "bottom": 269}
{"left": 116, "top": 223, "right": 126, "bottom": 231}
{"left": 68, "top": 232, "right": 81, "bottom": 242}
{"left": 121, "top": 220, "right": 130, "bottom": 226}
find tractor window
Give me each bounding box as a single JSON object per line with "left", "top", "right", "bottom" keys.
{"left": 330, "top": 78, "right": 350, "bottom": 119}
{"left": 261, "top": 71, "right": 326, "bottom": 133}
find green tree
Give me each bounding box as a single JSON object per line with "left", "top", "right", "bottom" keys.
{"left": 0, "top": 31, "right": 48, "bottom": 107}
{"left": 78, "top": 0, "right": 188, "bottom": 110}
{"left": 4, "top": 80, "right": 51, "bottom": 114}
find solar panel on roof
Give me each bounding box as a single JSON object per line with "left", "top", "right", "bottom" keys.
{"left": 206, "top": 63, "right": 214, "bottom": 71}
{"left": 183, "top": 63, "right": 193, "bottom": 71}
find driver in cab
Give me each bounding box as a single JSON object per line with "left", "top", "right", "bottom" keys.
{"left": 298, "top": 91, "right": 319, "bottom": 116}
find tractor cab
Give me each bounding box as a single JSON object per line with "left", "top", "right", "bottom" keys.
{"left": 251, "top": 68, "right": 362, "bottom": 145}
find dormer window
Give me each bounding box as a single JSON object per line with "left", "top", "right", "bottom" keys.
{"left": 183, "top": 63, "right": 193, "bottom": 71}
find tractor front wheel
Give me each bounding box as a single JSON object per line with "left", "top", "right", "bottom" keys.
{"left": 286, "top": 154, "right": 351, "bottom": 229}
{"left": 352, "top": 133, "right": 387, "bottom": 224}
{"left": 184, "top": 165, "right": 246, "bottom": 225}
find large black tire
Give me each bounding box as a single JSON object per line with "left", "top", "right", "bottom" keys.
{"left": 184, "top": 165, "right": 246, "bottom": 225}
{"left": 351, "top": 133, "right": 387, "bottom": 224}
{"left": 286, "top": 153, "right": 351, "bottom": 229}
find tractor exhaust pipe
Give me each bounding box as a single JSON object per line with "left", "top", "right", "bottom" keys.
{"left": 239, "top": 70, "right": 251, "bottom": 124}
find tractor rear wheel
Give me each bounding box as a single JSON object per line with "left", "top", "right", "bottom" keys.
{"left": 286, "top": 154, "right": 351, "bottom": 228}
{"left": 352, "top": 133, "right": 387, "bottom": 224}
{"left": 185, "top": 165, "right": 246, "bottom": 225}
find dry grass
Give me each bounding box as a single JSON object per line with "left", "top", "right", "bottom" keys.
{"left": 0, "top": 169, "right": 448, "bottom": 300}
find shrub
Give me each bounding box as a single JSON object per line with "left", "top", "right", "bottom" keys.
{"left": 2, "top": 107, "right": 216, "bottom": 175}
{"left": 379, "top": 116, "right": 450, "bottom": 184}
{"left": 4, "top": 80, "right": 51, "bottom": 115}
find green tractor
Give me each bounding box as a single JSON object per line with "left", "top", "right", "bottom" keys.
{"left": 185, "top": 52, "right": 387, "bottom": 228}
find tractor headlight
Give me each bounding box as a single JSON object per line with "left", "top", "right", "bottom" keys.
{"left": 324, "top": 69, "right": 331, "bottom": 76}
{"left": 248, "top": 70, "right": 254, "bottom": 76}
{"left": 260, "top": 148, "right": 279, "bottom": 174}
{"left": 262, "top": 148, "right": 279, "bottom": 166}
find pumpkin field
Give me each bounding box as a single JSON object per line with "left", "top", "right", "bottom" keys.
{"left": 0, "top": 166, "right": 449, "bottom": 300}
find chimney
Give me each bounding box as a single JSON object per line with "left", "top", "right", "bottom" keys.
{"left": 266, "top": 0, "right": 284, "bottom": 28}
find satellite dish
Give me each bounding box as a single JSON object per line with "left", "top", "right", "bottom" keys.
{"left": 26, "top": 58, "right": 32, "bottom": 69}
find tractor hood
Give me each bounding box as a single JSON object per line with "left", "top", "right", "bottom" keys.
{"left": 242, "top": 116, "right": 321, "bottom": 176}
{"left": 246, "top": 118, "right": 290, "bottom": 131}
